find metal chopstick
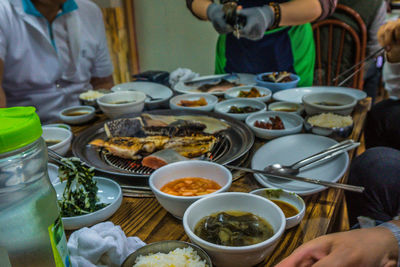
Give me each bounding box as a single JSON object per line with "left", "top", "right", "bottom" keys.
{"left": 225, "top": 165, "right": 365, "bottom": 193}
{"left": 332, "top": 47, "right": 385, "bottom": 83}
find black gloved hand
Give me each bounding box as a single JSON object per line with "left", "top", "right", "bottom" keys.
{"left": 207, "top": 3, "right": 234, "bottom": 34}
{"left": 238, "top": 5, "right": 275, "bottom": 41}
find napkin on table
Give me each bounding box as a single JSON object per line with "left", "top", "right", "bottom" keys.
{"left": 68, "top": 221, "right": 146, "bottom": 267}
{"left": 169, "top": 68, "right": 200, "bottom": 88}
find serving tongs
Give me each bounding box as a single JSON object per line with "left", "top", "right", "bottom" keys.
{"left": 333, "top": 47, "right": 385, "bottom": 87}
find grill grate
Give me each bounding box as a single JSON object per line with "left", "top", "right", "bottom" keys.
{"left": 101, "top": 135, "right": 230, "bottom": 175}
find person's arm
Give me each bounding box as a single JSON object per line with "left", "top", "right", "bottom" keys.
{"left": 90, "top": 75, "right": 113, "bottom": 90}
{"left": 0, "top": 58, "right": 6, "bottom": 108}
{"left": 187, "top": 0, "right": 213, "bottom": 20}
{"left": 279, "top": 0, "right": 323, "bottom": 26}
{"left": 275, "top": 220, "right": 400, "bottom": 267}
{"left": 378, "top": 19, "right": 400, "bottom": 99}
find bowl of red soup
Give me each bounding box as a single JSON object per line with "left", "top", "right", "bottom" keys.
{"left": 149, "top": 160, "right": 232, "bottom": 219}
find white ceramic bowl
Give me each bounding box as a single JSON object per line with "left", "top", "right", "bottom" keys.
{"left": 42, "top": 126, "right": 73, "bottom": 156}
{"left": 268, "top": 101, "right": 303, "bottom": 114}
{"left": 149, "top": 160, "right": 232, "bottom": 219}
{"left": 59, "top": 106, "right": 96, "bottom": 125}
{"left": 183, "top": 192, "right": 286, "bottom": 267}
{"left": 47, "top": 163, "right": 60, "bottom": 184}
{"left": 169, "top": 93, "right": 218, "bottom": 112}
{"left": 214, "top": 98, "right": 267, "bottom": 121}
{"left": 97, "top": 91, "right": 146, "bottom": 119}
{"left": 302, "top": 92, "right": 357, "bottom": 116}
{"left": 224, "top": 85, "right": 272, "bottom": 102}
{"left": 245, "top": 111, "right": 303, "bottom": 140}
{"left": 250, "top": 188, "right": 305, "bottom": 229}
{"left": 54, "top": 177, "right": 122, "bottom": 230}
{"left": 111, "top": 81, "right": 173, "bottom": 109}
{"left": 122, "top": 240, "right": 213, "bottom": 267}
{"left": 43, "top": 123, "right": 71, "bottom": 131}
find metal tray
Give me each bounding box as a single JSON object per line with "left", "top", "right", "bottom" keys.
{"left": 72, "top": 109, "right": 254, "bottom": 181}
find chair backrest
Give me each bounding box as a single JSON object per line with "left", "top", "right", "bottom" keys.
{"left": 312, "top": 4, "right": 367, "bottom": 89}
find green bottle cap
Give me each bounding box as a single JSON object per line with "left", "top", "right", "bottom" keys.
{"left": 0, "top": 107, "right": 42, "bottom": 154}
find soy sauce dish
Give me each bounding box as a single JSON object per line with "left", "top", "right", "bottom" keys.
{"left": 59, "top": 106, "right": 95, "bottom": 125}
{"left": 250, "top": 188, "right": 305, "bottom": 229}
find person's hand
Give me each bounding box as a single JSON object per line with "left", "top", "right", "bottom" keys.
{"left": 378, "top": 19, "right": 400, "bottom": 63}
{"left": 237, "top": 5, "right": 274, "bottom": 41}
{"left": 275, "top": 227, "right": 398, "bottom": 267}
{"left": 207, "top": 3, "right": 233, "bottom": 34}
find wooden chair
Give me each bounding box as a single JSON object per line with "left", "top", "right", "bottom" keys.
{"left": 312, "top": 4, "right": 367, "bottom": 89}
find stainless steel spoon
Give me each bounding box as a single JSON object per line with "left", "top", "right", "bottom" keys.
{"left": 264, "top": 140, "right": 360, "bottom": 176}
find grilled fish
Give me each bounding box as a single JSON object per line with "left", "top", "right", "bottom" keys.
{"left": 89, "top": 135, "right": 217, "bottom": 160}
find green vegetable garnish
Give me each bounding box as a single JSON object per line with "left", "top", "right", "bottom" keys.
{"left": 58, "top": 157, "right": 108, "bottom": 217}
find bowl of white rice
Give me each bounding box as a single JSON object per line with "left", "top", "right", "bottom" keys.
{"left": 304, "top": 112, "right": 354, "bottom": 140}
{"left": 79, "top": 89, "right": 111, "bottom": 111}
{"left": 122, "top": 240, "right": 212, "bottom": 267}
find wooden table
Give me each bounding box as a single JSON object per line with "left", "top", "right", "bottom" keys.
{"left": 67, "top": 98, "right": 371, "bottom": 266}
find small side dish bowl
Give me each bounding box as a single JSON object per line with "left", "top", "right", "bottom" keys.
{"left": 304, "top": 113, "right": 354, "bottom": 140}
{"left": 54, "top": 177, "right": 122, "bottom": 230}
{"left": 224, "top": 85, "right": 272, "bottom": 102}
{"left": 245, "top": 111, "right": 303, "bottom": 140}
{"left": 42, "top": 123, "right": 71, "bottom": 131}
{"left": 97, "top": 91, "right": 146, "bottom": 119}
{"left": 59, "top": 106, "right": 96, "bottom": 125}
{"left": 250, "top": 188, "right": 305, "bottom": 229}
{"left": 214, "top": 98, "right": 267, "bottom": 121}
{"left": 302, "top": 92, "right": 357, "bottom": 116}
{"left": 268, "top": 101, "right": 302, "bottom": 114}
{"left": 111, "top": 81, "right": 173, "bottom": 110}
{"left": 255, "top": 72, "right": 300, "bottom": 93}
{"left": 42, "top": 126, "right": 73, "bottom": 156}
{"left": 183, "top": 192, "right": 286, "bottom": 267}
{"left": 169, "top": 93, "right": 218, "bottom": 112}
{"left": 149, "top": 160, "right": 232, "bottom": 219}
{"left": 122, "top": 240, "right": 213, "bottom": 267}
{"left": 79, "top": 89, "right": 111, "bottom": 111}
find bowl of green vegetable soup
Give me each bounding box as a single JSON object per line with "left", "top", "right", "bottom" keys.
{"left": 183, "top": 192, "right": 286, "bottom": 267}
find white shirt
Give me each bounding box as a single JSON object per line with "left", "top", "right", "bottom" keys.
{"left": 0, "top": 0, "right": 113, "bottom": 123}
{"left": 383, "top": 60, "right": 400, "bottom": 100}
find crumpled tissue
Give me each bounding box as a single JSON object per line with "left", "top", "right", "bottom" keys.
{"left": 169, "top": 68, "right": 199, "bottom": 88}
{"left": 68, "top": 221, "right": 146, "bottom": 267}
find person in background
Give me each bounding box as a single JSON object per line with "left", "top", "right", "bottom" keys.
{"left": 186, "top": 0, "right": 337, "bottom": 87}
{"left": 0, "top": 0, "right": 113, "bottom": 123}
{"left": 365, "top": 18, "right": 400, "bottom": 149}
{"left": 274, "top": 20, "right": 400, "bottom": 267}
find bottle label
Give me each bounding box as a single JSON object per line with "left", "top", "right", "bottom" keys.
{"left": 48, "top": 216, "right": 70, "bottom": 267}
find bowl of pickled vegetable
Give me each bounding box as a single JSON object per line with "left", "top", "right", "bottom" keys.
{"left": 183, "top": 192, "right": 286, "bottom": 267}
{"left": 149, "top": 160, "right": 232, "bottom": 219}
{"left": 224, "top": 85, "right": 272, "bottom": 102}
{"left": 214, "top": 99, "right": 267, "bottom": 121}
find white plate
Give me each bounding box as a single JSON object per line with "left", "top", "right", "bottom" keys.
{"left": 272, "top": 86, "right": 367, "bottom": 104}
{"left": 48, "top": 163, "right": 60, "bottom": 184}
{"left": 174, "top": 73, "right": 256, "bottom": 95}
{"left": 111, "top": 81, "right": 173, "bottom": 106}
{"left": 54, "top": 177, "right": 122, "bottom": 230}
{"left": 251, "top": 134, "right": 349, "bottom": 196}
